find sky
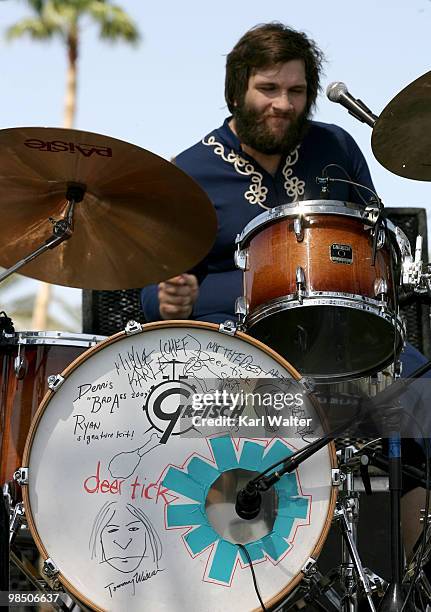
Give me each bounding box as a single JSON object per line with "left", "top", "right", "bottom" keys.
{"left": 0, "top": 0, "right": 430, "bottom": 330}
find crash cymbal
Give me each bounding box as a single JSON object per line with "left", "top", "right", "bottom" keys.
{"left": 0, "top": 127, "right": 217, "bottom": 289}
{"left": 372, "top": 71, "right": 431, "bottom": 181}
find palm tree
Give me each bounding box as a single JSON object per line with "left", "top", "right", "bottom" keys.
{"left": 6, "top": 0, "right": 140, "bottom": 329}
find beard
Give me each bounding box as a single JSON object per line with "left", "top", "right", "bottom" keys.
{"left": 233, "top": 102, "right": 310, "bottom": 156}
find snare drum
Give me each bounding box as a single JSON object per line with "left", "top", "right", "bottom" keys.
{"left": 0, "top": 331, "right": 105, "bottom": 487}
{"left": 235, "top": 201, "right": 407, "bottom": 380}
{"left": 22, "top": 321, "right": 336, "bottom": 612}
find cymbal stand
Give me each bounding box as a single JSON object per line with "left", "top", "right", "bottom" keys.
{"left": 335, "top": 446, "right": 377, "bottom": 612}
{"left": 0, "top": 183, "right": 85, "bottom": 285}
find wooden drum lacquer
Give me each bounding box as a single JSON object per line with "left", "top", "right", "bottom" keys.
{"left": 236, "top": 201, "right": 407, "bottom": 380}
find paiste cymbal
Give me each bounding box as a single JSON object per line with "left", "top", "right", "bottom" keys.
{"left": 372, "top": 71, "right": 431, "bottom": 181}
{"left": 0, "top": 127, "right": 217, "bottom": 289}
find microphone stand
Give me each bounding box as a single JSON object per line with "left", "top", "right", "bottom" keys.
{"left": 236, "top": 358, "right": 431, "bottom": 611}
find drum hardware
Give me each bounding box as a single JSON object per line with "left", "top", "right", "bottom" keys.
{"left": 9, "top": 502, "right": 25, "bottom": 546}
{"left": 13, "top": 468, "right": 28, "bottom": 487}
{"left": 374, "top": 278, "right": 388, "bottom": 299}
{"left": 234, "top": 246, "right": 248, "bottom": 271}
{"left": 335, "top": 445, "right": 376, "bottom": 612}
{"left": 43, "top": 558, "right": 60, "bottom": 579}
{"left": 8, "top": 550, "right": 70, "bottom": 611}
{"left": 334, "top": 502, "right": 376, "bottom": 612}
{"left": 47, "top": 374, "right": 65, "bottom": 392}
{"left": 235, "top": 296, "right": 249, "bottom": 326}
{"left": 295, "top": 266, "right": 306, "bottom": 305}
{"left": 218, "top": 319, "right": 238, "bottom": 335}
{"left": 376, "top": 228, "right": 386, "bottom": 250}
{"left": 124, "top": 320, "right": 143, "bottom": 336}
{"left": 293, "top": 216, "right": 304, "bottom": 242}
{"left": 0, "top": 183, "right": 83, "bottom": 287}
{"left": 13, "top": 343, "right": 26, "bottom": 379}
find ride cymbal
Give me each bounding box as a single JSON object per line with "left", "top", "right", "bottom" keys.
{"left": 372, "top": 71, "right": 431, "bottom": 181}
{"left": 0, "top": 127, "right": 217, "bottom": 289}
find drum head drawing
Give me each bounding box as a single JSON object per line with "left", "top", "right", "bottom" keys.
{"left": 23, "top": 321, "right": 336, "bottom": 611}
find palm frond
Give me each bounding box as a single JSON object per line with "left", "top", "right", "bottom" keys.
{"left": 87, "top": 1, "right": 140, "bottom": 43}
{"left": 6, "top": 17, "right": 59, "bottom": 40}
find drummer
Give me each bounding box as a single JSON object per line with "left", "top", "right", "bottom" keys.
{"left": 140, "top": 21, "right": 427, "bottom": 375}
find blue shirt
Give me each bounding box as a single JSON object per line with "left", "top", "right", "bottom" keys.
{"left": 141, "top": 118, "right": 375, "bottom": 323}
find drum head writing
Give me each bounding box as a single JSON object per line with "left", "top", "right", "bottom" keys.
{"left": 24, "top": 323, "right": 335, "bottom": 612}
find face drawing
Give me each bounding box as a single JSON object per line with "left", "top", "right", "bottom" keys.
{"left": 90, "top": 502, "right": 162, "bottom": 574}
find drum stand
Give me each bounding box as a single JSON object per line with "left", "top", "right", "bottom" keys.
{"left": 335, "top": 446, "right": 381, "bottom": 612}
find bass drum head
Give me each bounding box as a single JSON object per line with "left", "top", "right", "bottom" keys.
{"left": 23, "top": 321, "right": 336, "bottom": 612}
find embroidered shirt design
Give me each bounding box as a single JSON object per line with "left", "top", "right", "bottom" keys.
{"left": 203, "top": 135, "right": 305, "bottom": 205}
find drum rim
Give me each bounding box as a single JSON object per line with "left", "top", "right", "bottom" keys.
{"left": 21, "top": 320, "right": 338, "bottom": 612}
{"left": 235, "top": 200, "right": 398, "bottom": 246}
{"left": 245, "top": 291, "right": 406, "bottom": 327}
{"left": 15, "top": 330, "right": 106, "bottom": 346}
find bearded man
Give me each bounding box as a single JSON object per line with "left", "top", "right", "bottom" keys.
{"left": 141, "top": 22, "right": 375, "bottom": 324}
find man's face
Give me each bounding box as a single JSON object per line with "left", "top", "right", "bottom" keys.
{"left": 233, "top": 60, "right": 309, "bottom": 155}
{"left": 101, "top": 506, "right": 148, "bottom": 573}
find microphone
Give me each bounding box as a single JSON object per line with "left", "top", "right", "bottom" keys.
{"left": 235, "top": 482, "right": 262, "bottom": 520}
{"left": 326, "top": 82, "right": 378, "bottom": 128}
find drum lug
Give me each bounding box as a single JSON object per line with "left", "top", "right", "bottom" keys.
{"left": 332, "top": 468, "right": 343, "bottom": 486}
{"left": 43, "top": 557, "right": 60, "bottom": 578}
{"left": 376, "top": 228, "right": 385, "bottom": 249}
{"left": 13, "top": 344, "right": 26, "bottom": 379}
{"left": 125, "top": 320, "right": 143, "bottom": 335}
{"left": 234, "top": 246, "right": 248, "bottom": 271}
{"left": 298, "top": 376, "right": 315, "bottom": 394}
{"left": 48, "top": 374, "right": 65, "bottom": 392}
{"left": 235, "top": 296, "right": 249, "bottom": 322}
{"left": 296, "top": 266, "right": 307, "bottom": 304}
{"left": 218, "top": 320, "right": 237, "bottom": 336}
{"left": 293, "top": 217, "right": 304, "bottom": 242}
{"left": 373, "top": 278, "right": 388, "bottom": 299}
{"left": 301, "top": 557, "right": 317, "bottom": 576}
{"left": 14, "top": 467, "right": 28, "bottom": 486}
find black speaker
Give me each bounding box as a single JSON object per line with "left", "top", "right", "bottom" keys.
{"left": 82, "top": 288, "right": 144, "bottom": 337}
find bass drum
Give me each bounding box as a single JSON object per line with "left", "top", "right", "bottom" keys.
{"left": 22, "top": 321, "right": 337, "bottom": 612}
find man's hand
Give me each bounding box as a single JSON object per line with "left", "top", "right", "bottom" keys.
{"left": 158, "top": 274, "right": 199, "bottom": 320}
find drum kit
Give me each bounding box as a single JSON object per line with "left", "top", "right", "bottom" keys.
{"left": 1, "top": 73, "right": 431, "bottom": 612}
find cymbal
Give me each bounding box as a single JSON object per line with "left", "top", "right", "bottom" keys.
{"left": 0, "top": 127, "right": 217, "bottom": 289}
{"left": 372, "top": 71, "right": 431, "bottom": 181}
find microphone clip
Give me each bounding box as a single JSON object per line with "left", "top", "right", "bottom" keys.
{"left": 316, "top": 176, "right": 330, "bottom": 199}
